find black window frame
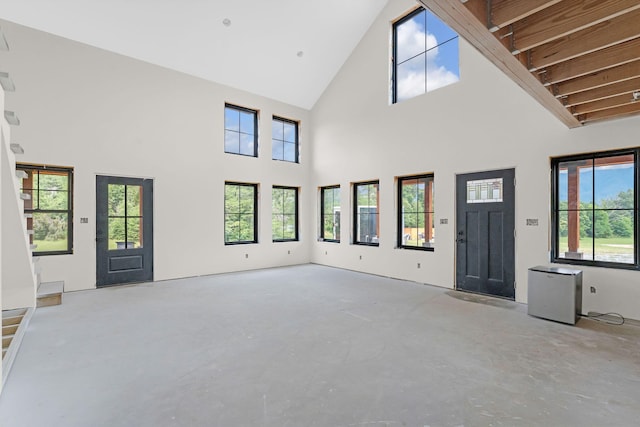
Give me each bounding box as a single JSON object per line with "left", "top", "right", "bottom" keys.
{"left": 392, "top": 6, "right": 459, "bottom": 104}
{"left": 272, "top": 186, "right": 299, "bottom": 242}
{"left": 320, "top": 185, "right": 341, "bottom": 243}
{"left": 551, "top": 148, "right": 639, "bottom": 270}
{"left": 224, "top": 182, "right": 258, "bottom": 245}
{"left": 353, "top": 180, "right": 380, "bottom": 246}
{"left": 397, "top": 174, "right": 435, "bottom": 252}
{"left": 17, "top": 163, "right": 74, "bottom": 256}
{"left": 272, "top": 116, "right": 299, "bottom": 163}
{"left": 224, "top": 103, "right": 258, "bottom": 158}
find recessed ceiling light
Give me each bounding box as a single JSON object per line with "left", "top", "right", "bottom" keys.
{"left": 296, "top": 51, "right": 304, "bottom": 58}
{"left": 222, "top": 18, "right": 231, "bottom": 27}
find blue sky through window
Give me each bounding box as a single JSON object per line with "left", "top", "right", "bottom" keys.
{"left": 395, "top": 8, "right": 459, "bottom": 102}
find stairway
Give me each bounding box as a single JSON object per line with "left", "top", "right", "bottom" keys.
{"left": 37, "top": 281, "right": 63, "bottom": 307}
{"left": 2, "top": 308, "right": 34, "bottom": 388}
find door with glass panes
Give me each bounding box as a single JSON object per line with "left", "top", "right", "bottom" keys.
{"left": 96, "top": 176, "right": 153, "bottom": 286}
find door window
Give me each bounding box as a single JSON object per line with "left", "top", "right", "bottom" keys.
{"left": 108, "top": 184, "right": 143, "bottom": 249}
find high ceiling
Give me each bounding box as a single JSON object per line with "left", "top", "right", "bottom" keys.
{"left": 0, "top": 0, "right": 389, "bottom": 110}
{"left": 421, "top": 0, "right": 640, "bottom": 127}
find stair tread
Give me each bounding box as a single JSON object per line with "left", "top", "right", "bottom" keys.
{"left": 2, "top": 308, "right": 27, "bottom": 319}
{"left": 38, "top": 281, "right": 64, "bottom": 296}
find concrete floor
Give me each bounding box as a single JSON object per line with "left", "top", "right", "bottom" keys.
{"left": 1, "top": 264, "right": 639, "bottom": 427}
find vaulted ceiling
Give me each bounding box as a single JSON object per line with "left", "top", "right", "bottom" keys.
{"left": 421, "top": 0, "right": 640, "bottom": 127}
{"left": 0, "top": 0, "right": 389, "bottom": 110}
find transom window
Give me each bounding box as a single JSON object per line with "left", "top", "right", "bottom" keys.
{"left": 552, "top": 149, "right": 638, "bottom": 269}
{"left": 224, "top": 104, "right": 258, "bottom": 157}
{"left": 224, "top": 182, "right": 258, "bottom": 244}
{"left": 18, "top": 164, "right": 73, "bottom": 255}
{"left": 392, "top": 7, "right": 459, "bottom": 103}
{"left": 398, "top": 174, "right": 434, "bottom": 250}
{"left": 353, "top": 181, "right": 380, "bottom": 246}
{"left": 272, "top": 186, "right": 298, "bottom": 242}
{"left": 320, "top": 186, "right": 341, "bottom": 242}
{"left": 272, "top": 116, "right": 299, "bottom": 163}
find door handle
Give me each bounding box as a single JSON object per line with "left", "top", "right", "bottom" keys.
{"left": 456, "top": 238, "right": 465, "bottom": 243}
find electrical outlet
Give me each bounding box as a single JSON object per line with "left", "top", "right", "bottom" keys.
{"left": 245, "top": 254, "right": 248, "bottom": 259}
{"left": 288, "top": 250, "right": 291, "bottom": 255}
{"left": 590, "top": 286, "right": 596, "bottom": 294}
{"left": 417, "top": 263, "right": 421, "bottom": 268}
{"left": 359, "top": 255, "right": 362, "bottom": 260}
{"left": 325, "top": 251, "right": 327, "bottom": 255}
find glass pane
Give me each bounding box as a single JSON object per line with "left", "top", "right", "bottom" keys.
{"left": 283, "top": 189, "right": 296, "bottom": 214}
{"left": 239, "top": 133, "right": 255, "bottom": 156}
{"left": 272, "top": 214, "right": 284, "bottom": 240}
{"left": 558, "top": 159, "right": 593, "bottom": 208}
{"left": 225, "top": 214, "right": 239, "bottom": 243}
{"left": 38, "top": 190, "right": 68, "bottom": 210}
{"left": 594, "top": 210, "right": 634, "bottom": 264}
{"left": 426, "top": 37, "right": 459, "bottom": 92}
{"left": 368, "top": 184, "right": 378, "bottom": 207}
{"left": 108, "top": 184, "right": 126, "bottom": 216}
{"left": 239, "top": 186, "right": 255, "bottom": 213}
{"left": 239, "top": 214, "right": 255, "bottom": 241}
{"left": 401, "top": 213, "right": 420, "bottom": 247}
{"left": 272, "top": 139, "right": 284, "bottom": 160}
{"left": 467, "top": 178, "right": 503, "bottom": 203}
{"left": 283, "top": 215, "right": 296, "bottom": 239}
{"left": 426, "top": 9, "right": 457, "bottom": 46}
{"left": 32, "top": 212, "right": 68, "bottom": 252}
{"left": 594, "top": 154, "right": 634, "bottom": 209}
{"left": 239, "top": 111, "right": 255, "bottom": 135}
{"left": 39, "top": 172, "right": 68, "bottom": 191}
{"left": 272, "top": 188, "right": 283, "bottom": 213}
{"left": 396, "top": 53, "right": 426, "bottom": 102}
{"left": 225, "top": 185, "right": 239, "bottom": 213}
{"left": 396, "top": 9, "right": 426, "bottom": 63}
{"left": 225, "top": 130, "right": 240, "bottom": 154}
{"left": 284, "top": 142, "right": 296, "bottom": 163}
{"left": 402, "top": 180, "right": 419, "bottom": 212}
{"left": 127, "top": 185, "right": 142, "bottom": 216}
{"left": 224, "top": 107, "right": 239, "bottom": 131}
{"left": 283, "top": 122, "right": 296, "bottom": 143}
{"left": 109, "top": 217, "right": 126, "bottom": 250}
{"left": 127, "top": 217, "right": 142, "bottom": 249}
{"left": 272, "top": 120, "right": 283, "bottom": 140}
{"left": 558, "top": 210, "right": 594, "bottom": 261}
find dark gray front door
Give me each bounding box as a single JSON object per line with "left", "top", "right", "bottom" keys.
{"left": 96, "top": 176, "right": 153, "bottom": 287}
{"left": 456, "top": 169, "right": 515, "bottom": 299}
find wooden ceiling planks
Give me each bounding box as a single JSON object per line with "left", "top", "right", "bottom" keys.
{"left": 421, "top": 0, "right": 640, "bottom": 127}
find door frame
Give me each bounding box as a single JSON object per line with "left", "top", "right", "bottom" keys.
{"left": 454, "top": 168, "right": 516, "bottom": 300}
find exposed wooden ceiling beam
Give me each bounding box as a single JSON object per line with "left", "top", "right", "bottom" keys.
{"left": 564, "top": 76, "right": 640, "bottom": 107}
{"left": 554, "top": 60, "right": 640, "bottom": 97}
{"left": 578, "top": 101, "right": 640, "bottom": 124}
{"left": 490, "top": 0, "right": 562, "bottom": 30}
{"left": 572, "top": 93, "right": 636, "bottom": 115}
{"left": 419, "top": 0, "right": 581, "bottom": 128}
{"left": 511, "top": 0, "right": 640, "bottom": 53}
{"left": 529, "top": 9, "right": 640, "bottom": 70}
{"left": 540, "top": 39, "right": 640, "bottom": 86}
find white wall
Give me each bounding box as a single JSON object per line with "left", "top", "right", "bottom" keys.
{"left": 1, "top": 19, "right": 311, "bottom": 292}
{"left": 310, "top": 0, "right": 640, "bottom": 320}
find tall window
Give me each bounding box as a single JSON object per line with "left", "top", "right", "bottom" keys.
{"left": 552, "top": 149, "right": 638, "bottom": 268}
{"left": 18, "top": 164, "right": 73, "bottom": 255}
{"left": 398, "top": 174, "right": 434, "bottom": 250}
{"left": 272, "top": 186, "right": 298, "bottom": 242}
{"left": 224, "top": 182, "right": 258, "bottom": 244}
{"left": 392, "top": 7, "right": 459, "bottom": 103}
{"left": 353, "top": 181, "right": 380, "bottom": 245}
{"left": 320, "top": 186, "right": 340, "bottom": 242}
{"left": 224, "top": 104, "right": 258, "bottom": 157}
{"left": 272, "top": 116, "right": 299, "bottom": 163}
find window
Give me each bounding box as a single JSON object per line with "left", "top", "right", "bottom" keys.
{"left": 272, "top": 116, "right": 299, "bottom": 163}
{"left": 392, "top": 7, "right": 459, "bottom": 103}
{"left": 353, "top": 181, "right": 379, "bottom": 245}
{"left": 320, "top": 186, "right": 341, "bottom": 242}
{"left": 398, "top": 174, "right": 434, "bottom": 250}
{"left": 272, "top": 186, "right": 298, "bottom": 242}
{"left": 224, "top": 104, "right": 258, "bottom": 157}
{"left": 552, "top": 149, "right": 638, "bottom": 269}
{"left": 224, "top": 182, "right": 258, "bottom": 244}
{"left": 17, "top": 164, "right": 73, "bottom": 255}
